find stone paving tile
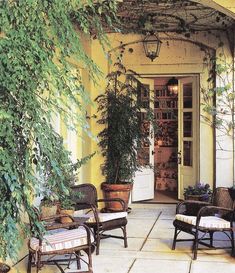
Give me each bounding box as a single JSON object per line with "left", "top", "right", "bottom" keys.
{"left": 149, "top": 227, "right": 177, "bottom": 239}
{"left": 129, "top": 259, "right": 190, "bottom": 273}
{"left": 98, "top": 237, "right": 145, "bottom": 251}
{"left": 191, "top": 261, "right": 235, "bottom": 273}
{"left": 197, "top": 250, "right": 235, "bottom": 262}
{"left": 126, "top": 218, "right": 157, "bottom": 238}
{"left": 158, "top": 213, "right": 175, "bottom": 220}
{"left": 153, "top": 219, "right": 175, "bottom": 229}
{"left": 91, "top": 256, "right": 134, "bottom": 273}
{"left": 127, "top": 208, "right": 162, "bottom": 219}
{"left": 142, "top": 238, "right": 193, "bottom": 253}
{"left": 136, "top": 250, "right": 192, "bottom": 261}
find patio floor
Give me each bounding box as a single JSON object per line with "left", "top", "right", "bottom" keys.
{"left": 14, "top": 203, "right": 235, "bottom": 273}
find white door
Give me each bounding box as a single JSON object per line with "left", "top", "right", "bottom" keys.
{"left": 178, "top": 77, "right": 199, "bottom": 199}
{"left": 132, "top": 79, "right": 155, "bottom": 202}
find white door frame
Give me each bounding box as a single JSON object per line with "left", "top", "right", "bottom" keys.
{"left": 132, "top": 74, "right": 200, "bottom": 202}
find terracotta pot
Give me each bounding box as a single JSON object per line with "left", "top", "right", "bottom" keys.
{"left": 185, "top": 194, "right": 210, "bottom": 202}
{"left": 101, "top": 183, "right": 133, "bottom": 211}
{"left": 40, "top": 204, "right": 58, "bottom": 218}
{"left": 59, "top": 209, "right": 74, "bottom": 223}
{"left": 0, "top": 263, "right": 10, "bottom": 273}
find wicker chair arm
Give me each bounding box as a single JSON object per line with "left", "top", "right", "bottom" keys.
{"left": 197, "top": 205, "right": 233, "bottom": 217}
{"left": 74, "top": 202, "right": 100, "bottom": 226}
{"left": 40, "top": 213, "right": 72, "bottom": 222}
{"left": 176, "top": 200, "right": 210, "bottom": 214}
{"left": 97, "top": 198, "right": 126, "bottom": 211}
{"left": 79, "top": 223, "right": 93, "bottom": 244}
{"left": 74, "top": 201, "right": 94, "bottom": 209}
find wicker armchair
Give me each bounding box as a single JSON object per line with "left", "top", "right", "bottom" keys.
{"left": 27, "top": 208, "right": 93, "bottom": 273}
{"left": 172, "top": 187, "right": 235, "bottom": 260}
{"left": 71, "top": 183, "right": 128, "bottom": 255}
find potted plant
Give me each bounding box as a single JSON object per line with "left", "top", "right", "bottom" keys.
{"left": 184, "top": 182, "right": 212, "bottom": 202}
{"left": 95, "top": 61, "right": 154, "bottom": 211}
{"left": 40, "top": 198, "right": 59, "bottom": 219}
{"left": 59, "top": 195, "right": 75, "bottom": 224}
{"left": 58, "top": 190, "right": 84, "bottom": 223}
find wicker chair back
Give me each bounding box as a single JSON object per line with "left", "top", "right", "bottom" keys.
{"left": 72, "top": 183, "right": 98, "bottom": 210}
{"left": 213, "top": 187, "right": 234, "bottom": 209}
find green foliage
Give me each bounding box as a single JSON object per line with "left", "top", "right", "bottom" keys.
{"left": 59, "top": 197, "right": 75, "bottom": 210}
{"left": 59, "top": 190, "right": 84, "bottom": 210}
{"left": 0, "top": 0, "right": 117, "bottom": 261}
{"left": 95, "top": 61, "right": 155, "bottom": 184}
{"left": 201, "top": 56, "right": 234, "bottom": 136}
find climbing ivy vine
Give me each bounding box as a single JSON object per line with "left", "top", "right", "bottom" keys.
{"left": 0, "top": 0, "right": 117, "bottom": 261}
{"left": 201, "top": 48, "right": 235, "bottom": 186}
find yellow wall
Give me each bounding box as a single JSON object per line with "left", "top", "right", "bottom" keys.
{"left": 53, "top": 33, "right": 94, "bottom": 184}
{"left": 213, "top": 0, "right": 235, "bottom": 14}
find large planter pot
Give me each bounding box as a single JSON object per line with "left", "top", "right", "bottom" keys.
{"left": 0, "top": 263, "right": 10, "bottom": 273}
{"left": 101, "top": 183, "right": 133, "bottom": 212}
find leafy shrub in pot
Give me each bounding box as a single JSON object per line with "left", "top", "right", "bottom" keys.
{"left": 95, "top": 61, "right": 154, "bottom": 210}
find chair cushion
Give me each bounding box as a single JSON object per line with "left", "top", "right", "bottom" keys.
{"left": 86, "top": 211, "right": 128, "bottom": 223}
{"left": 175, "top": 214, "right": 231, "bottom": 229}
{"left": 30, "top": 226, "right": 94, "bottom": 253}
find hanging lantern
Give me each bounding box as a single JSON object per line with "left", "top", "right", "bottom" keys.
{"left": 143, "top": 32, "right": 162, "bottom": 62}
{"left": 167, "top": 77, "right": 178, "bottom": 94}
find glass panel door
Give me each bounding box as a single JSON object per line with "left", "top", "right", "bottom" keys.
{"left": 178, "top": 77, "right": 199, "bottom": 199}
{"left": 132, "top": 79, "right": 155, "bottom": 202}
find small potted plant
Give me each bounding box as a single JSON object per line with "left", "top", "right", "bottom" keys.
{"left": 184, "top": 182, "right": 212, "bottom": 202}
{"left": 59, "top": 196, "right": 75, "bottom": 224}
{"left": 40, "top": 194, "right": 59, "bottom": 218}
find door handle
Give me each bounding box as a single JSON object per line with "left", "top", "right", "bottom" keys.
{"left": 177, "top": 151, "right": 182, "bottom": 164}
{"left": 152, "top": 150, "right": 155, "bottom": 155}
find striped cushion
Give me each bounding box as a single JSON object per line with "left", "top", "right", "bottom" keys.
{"left": 85, "top": 211, "right": 127, "bottom": 223}
{"left": 175, "top": 214, "right": 230, "bottom": 229}
{"left": 74, "top": 210, "right": 127, "bottom": 223}
{"left": 30, "top": 226, "right": 94, "bottom": 253}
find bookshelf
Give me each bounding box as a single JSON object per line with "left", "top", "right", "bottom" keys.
{"left": 154, "top": 85, "right": 178, "bottom": 192}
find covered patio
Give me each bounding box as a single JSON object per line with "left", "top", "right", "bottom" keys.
{"left": 14, "top": 203, "right": 235, "bottom": 273}
{"left": 1, "top": 1, "right": 235, "bottom": 273}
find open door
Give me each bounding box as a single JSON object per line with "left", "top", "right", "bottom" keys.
{"left": 178, "top": 76, "right": 199, "bottom": 199}
{"left": 132, "top": 79, "right": 155, "bottom": 202}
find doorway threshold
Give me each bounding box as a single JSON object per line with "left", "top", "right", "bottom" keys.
{"left": 134, "top": 190, "right": 179, "bottom": 204}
